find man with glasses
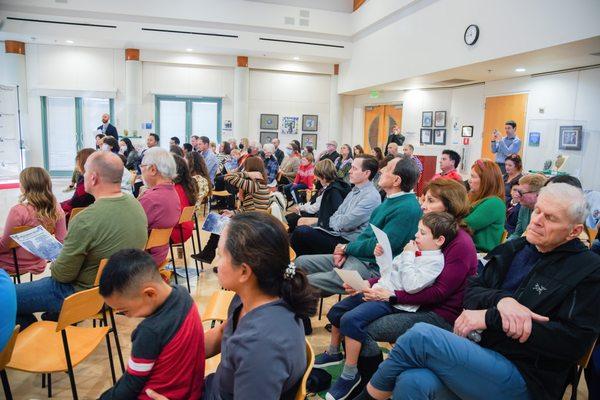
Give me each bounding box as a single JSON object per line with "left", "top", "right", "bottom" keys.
{"left": 508, "top": 174, "right": 547, "bottom": 240}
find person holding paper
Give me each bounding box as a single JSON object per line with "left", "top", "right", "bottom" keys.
{"left": 316, "top": 212, "right": 457, "bottom": 400}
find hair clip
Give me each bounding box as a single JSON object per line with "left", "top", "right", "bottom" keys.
{"left": 284, "top": 262, "right": 296, "bottom": 280}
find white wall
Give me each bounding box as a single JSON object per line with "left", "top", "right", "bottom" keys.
{"left": 343, "top": 68, "right": 600, "bottom": 190}
{"left": 249, "top": 69, "right": 331, "bottom": 152}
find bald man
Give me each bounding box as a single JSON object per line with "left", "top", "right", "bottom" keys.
{"left": 98, "top": 113, "right": 119, "bottom": 141}
{"left": 15, "top": 151, "right": 148, "bottom": 329}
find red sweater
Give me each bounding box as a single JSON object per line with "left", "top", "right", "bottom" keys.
{"left": 170, "top": 184, "right": 194, "bottom": 244}
{"left": 293, "top": 163, "right": 315, "bottom": 189}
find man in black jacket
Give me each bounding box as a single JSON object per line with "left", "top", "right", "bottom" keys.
{"left": 97, "top": 113, "right": 118, "bottom": 141}
{"left": 384, "top": 125, "right": 405, "bottom": 155}
{"left": 272, "top": 138, "right": 285, "bottom": 166}
{"left": 318, "top": 140, "right": 340, "bottom": 164}
{"left": 354, "top": 182, "right": 600, "bottom": 400}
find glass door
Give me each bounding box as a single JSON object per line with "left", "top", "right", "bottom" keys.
{"left": 45, "top": 97, "right": 77, "bottom": 173}
{"left": 158, "top": 100, "right": 187, "bottom": 150}
{"left": 82, "top": 98, "right": 110, "bottom": 149}
{"left": 191, "top": 101, "right": 219, "bottom": 144}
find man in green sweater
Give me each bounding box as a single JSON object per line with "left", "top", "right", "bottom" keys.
{"left": 295, "top": 156, "right": 422, "bottom": 296}
{"left": 508, "top": 174, "right": 547, "bottom": 240}
{"left": 15, "top": 151, "right": 148, "bottom": 328}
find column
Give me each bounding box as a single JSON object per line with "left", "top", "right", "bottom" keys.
{"left": 125, "top": 48, "right": 142, "bottom": 137}
{"left": 2, "top": 41, "right": 29, "bottom": 168}
{"left": 329, "top": 64, "right": 343, "bottom": 146}
{"left": 233, "top": 56, "right": 249, "bottom": 141}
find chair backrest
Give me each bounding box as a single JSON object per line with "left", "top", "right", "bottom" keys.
{"left": 8, "top": 226, "right": 34, "bottom": 249}
{"left": 295, "top": 339, "right": 315, "bottom": 400}
{"left": 0, "top": 325, "right": 20, "bottom": 370}
{"left": 94, "top": 258, "right": 108, "bottom": 286}
{"left": 70, "top": 207, "right": 86, "bottom": 221}
{"left": 289, "top": 247, "right": 297, "bottom": 262}
{"left": 179, "top": 205, "right": 196, "bottom": 224}
{"left": 202, "top": 290, "right": 235, "bottom": 323}
{"left": 145, "top": 227, "right": 174, "bottom": 250}
{"left": 56, "top": 287, "right": 106, "bottom": 331}
{"left": 501, "top": 230, "right": 508, "bottom": 243}
{"left": 579, "top": 336, "right": 598, "bottom": 368}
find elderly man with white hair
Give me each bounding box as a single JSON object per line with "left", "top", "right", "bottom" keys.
{"left": 262, "top": 143, "right": 279, "bottom": 185}
{"left": 138, "top": 147, "right": 181, "bottom": 266}
{"left": 355, "top": 183, "right": 600, "bottom": 400}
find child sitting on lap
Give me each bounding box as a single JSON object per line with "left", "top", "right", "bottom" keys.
{"left": 98, "top": 249, "right": 205, "bottom": 400}
{"left": 315, "top": 212, "right": 458, "bottom": 400}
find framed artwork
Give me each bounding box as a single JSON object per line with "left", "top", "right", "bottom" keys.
{"left": 434, "top": 111, "right": 447, "bottom": 127}
{"left": 420, "top": 128, "right": 432, "bottom": 145}
{"left": 422, "top": 111, "right": 433, "bottom": 127}
{"left": 302, "top": 115, "right": 318, "bottom": 131}
{"left": 301, "top": 133, "right": 318, "bottom": 149}
{"left": 558, "top": 125, "right": 582, "bottom": 150}
{"left": 260, "top": 114, "right": 279, "bottom": 130}
{"left": 281, "top": 116, "right": 299, "bottom": 135}
{"left": 260, "top": 131, "right": 278, "bottom": 146}
{"left": 528, "top": 131, "right": 541, "bottom": 147}
{"left": 461, "top": 125, "right": 474, "bottom": 137}
{"left": 433, "top": 129, "right": 446, "bottom": 145}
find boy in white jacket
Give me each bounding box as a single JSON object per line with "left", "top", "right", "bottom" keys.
{"left": 314, "top": 212, "right": 458, "bottom": 400}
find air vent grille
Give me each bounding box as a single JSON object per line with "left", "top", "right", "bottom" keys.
{"left": 433, "top": 78, "right": 474, "bottom": 86}
{"left": 259, "top": 37, "right": 344, "bottom": 48}
{"left": 7, "top": 16, "right": 116, "bottom": 28}
{"left": 141, "top": 28, "right": 238, "bottom": 38}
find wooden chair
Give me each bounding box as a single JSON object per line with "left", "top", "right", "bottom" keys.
{"left": 210, "top": 190, "right": 236, "bottom": 211}
{"left": 7, "top": 287, "right": 115, "bottom": 399}
{"left": 202, "top": 290, "right": 235, "bottom": 328}
{"left": 192, "top": 209, "right": 205, "bottom": 272}
{"left": 501, "top": 230, "right": 508, "bottom": 243}
{"left": 295, "top": 339, "right": 315, "bottom": 400}
{"left": 318, "top": 293, "right": 343, "bottom": 320}
{"left": 290, "top": 247, "right": 297, "bottom": 262}
{"left": 567, "top": 337, "right": 597, "bottom": 400}
{"left": 145, "top": 227, "right": 174, "bottom": 252}
{"left": 6, "top": 226, "right": 34, "bottom": 284}
{"left": 0, "top": 326, "right": 20, "bottom": 400}
{"left": 69, "top": 207, "right": 86, "bottom": 221}
{"left": 169, "top": 206, "right": 199, "bottom": 292}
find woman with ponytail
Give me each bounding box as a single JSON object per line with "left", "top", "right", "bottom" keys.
{"left": 0, "top": 167, "right": 67, "bottom": 275}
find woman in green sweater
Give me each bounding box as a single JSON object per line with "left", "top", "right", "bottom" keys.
{"left": 464, "top": 159, "right": 506, "bottom": 252}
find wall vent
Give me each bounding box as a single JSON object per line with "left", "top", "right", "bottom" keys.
{"left": 6, "top": 16, "right": 116, "bottom": 29}
{"left": 284, "top": 17, "right": 295, "bottom": 25}
{"left": 299, "top": 18, "right": 309, "bottom": 27}
{"left": 299, "top": 10, "right": 310, "bottom": 18}
{"left": 432, "top": 78, "right": 474, "bottom": 86}
{"left": 141, "top": 27, "right": 238, "bottom": 38}
{"left": 259, "top": 37, "right": 344, "bottom": 48}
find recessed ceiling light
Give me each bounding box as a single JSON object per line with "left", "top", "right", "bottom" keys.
{"left": 65, "top": 40, "right": 74, "bottom": 44}
{"left": 293, "top": 56, "right": 300, "bottom": 60}
{"left": 515, "top": 67, "right": 526, "bottom": 72}
{"left": 186, "top": 48, "right": 193, "bottom": 52}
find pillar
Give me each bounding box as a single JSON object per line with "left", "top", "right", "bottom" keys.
{"left": 329, "top": 64, "right": 343, "bottom": 147}
{"left": 2, "top": 41, "right": 29, "bottom": 168}
{"left": 125, "top": 48, "right": 142, "bottom": 137}
{"left": 233, "top": 56, "right": 249, "bottom": 141}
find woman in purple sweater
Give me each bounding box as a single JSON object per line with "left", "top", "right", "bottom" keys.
{"left": 355, "top": 179, "right": 477, "bottom": 383}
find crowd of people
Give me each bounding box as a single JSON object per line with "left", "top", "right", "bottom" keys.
{"left": 0, "top": 118, "right": 599, "bottom": 400}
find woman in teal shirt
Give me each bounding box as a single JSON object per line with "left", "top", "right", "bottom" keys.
{"left": 465, "top": 159, "right": 506, "bottom": 252}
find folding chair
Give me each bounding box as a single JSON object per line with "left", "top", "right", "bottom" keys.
{"left": 0, "top": 326, "right": 20, "bottom": 400}
{"left": 169, "top": 206, "right": 199, "bottom": 292}
{"left": 567, "top": 337, "right": 598, "bottom": 400}
{"left": 295, "top": 340, "right": 315, "bottom": 400}
{"left": 202, "top": 290, "right": 235, "bottom": 328}
{"left": 6, "top": 226, "right": 34, "bottom": 284}
{"left": 145, "top": 227, "right": 174, "bottom": 280}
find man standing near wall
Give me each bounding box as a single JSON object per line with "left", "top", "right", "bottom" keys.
{"left": 272, "top": 138, "right": 285, "bottom": 166}
{"left": 385, "top": 125, "right": 405, "bottom": 155}
{"left": 491, "top": 120, "right": 521, "bottom": 174}
{"left": 97, "top": 113, "right": 118, "bottom": 141}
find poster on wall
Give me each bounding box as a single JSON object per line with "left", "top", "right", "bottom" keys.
{"left": 433, "top": 129, "right": 446, "bottom": 145}
{"left": 281, "top": 116, "right": 299, "bottom": 135}
{"left": 528, "top": 131, "right": 541, "bottom": 147}
{"left": 558, "top": 125, "right": 582, "bottom": 151}
{"left": 434, "top": 111, "right": 447, "bottom": 127}
{"left": 301, "top": 133, "right": 318, "bottom": 149}
{"left": 0, "top": 84, "right": 22, "bottom": 181}
{"left": 302, "top": 115, "right": 318, "bottom": 131}
{"left": 420, "top": 129, "right": 432, "bottom": 144}
{"left": 260, "top": 114, "right": 279, "bottom": 130}
{"left": 260, "top": 131, "right": 278, "bottom": 146}
{"left": 422, "top": 111, "right": 433, "bottom": 127}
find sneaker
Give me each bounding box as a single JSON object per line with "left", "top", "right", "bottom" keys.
{"left": 325, "top": 374, "right": 362, "bottom": 400}
{"left": 314, "top": 351, "right": 344, "bottom": 368}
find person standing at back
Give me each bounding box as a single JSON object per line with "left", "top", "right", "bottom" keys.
{"left": 491, "top": 120, "right": 521, "bottom": 174}
{"left": 385, "top": 125, "right": 405, "bottom": 155}
{"left": 97, "top": 113, "right": 118, "bottom": 141}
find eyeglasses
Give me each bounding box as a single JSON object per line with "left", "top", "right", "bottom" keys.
{"left": 516, "top": 189, "right": 537, "bottom": 196}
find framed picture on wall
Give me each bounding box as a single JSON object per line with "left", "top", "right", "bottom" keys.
{"left": 433, "top": 129, "right": 446, "bottom": 145}
{"left": 260, "top": 131, "right": 278, "bottom": 146}
{"left": 260, "top": 114, "right": 279, "bottom": 130}
{"left": 528, "top": 131, "right": 541, "bottom": 147}
{"left": 302, "top": 115, "right": 318, "bottom": 131}
{"left": 422, "top": 111, "right": 433, "bottom": 127}
{"left": 434, "top": 111, "right": 447, "bottom": 127}
{"left": 461, "top": 125, "right": 474, "bottom": 137}
{"left": 558, "top": 125, "right": 582, "bottom": 150}
{"left": 420, "top": 128, "right": 432, "bottom": 144}
{"left": 301, "top": 133, "right": 318, "bottom": 149}
{"left": 281, "top": 116, "right": 299, "bottom": 135}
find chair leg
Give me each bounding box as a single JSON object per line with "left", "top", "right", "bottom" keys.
{"left": 42, "top": 373, "right": 46, "bottom": 388}
{"left": 194, "top": 213, "right": 204, "bottom": 271}
{"left": 61, "top": 331, "right": 78, "bottom": 400}
{"left": 1, "top": 369, "right": 12, "bottom": 400}
{"left": 180, "top": 227, "right": 191, "bottom": 293}
{"left": 570, "top": 366, "right": 583, "bottom": 400}
{"left": 109, "top": 308, "right": 125, "bottom": 374}
{"left": 12, "top": 249, "right": 21, "bottom": 284}
{"left": 47, "top": 372, "right": 52, "bottom": 398}
{"left": 318, "top": 297, "right": 324, "bottom": 320}
{"left": 169, "top": 242, "right": 178, "bottom": 285}
{"left": 190, "top": 225, "right": 199, "bottom": 275}
{"left": 103, "top": 309, "right": 117, "bottom": 384}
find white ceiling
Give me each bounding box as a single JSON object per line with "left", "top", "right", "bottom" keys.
{"left": 244, "top": 0, "right": 354, "bottom": 13}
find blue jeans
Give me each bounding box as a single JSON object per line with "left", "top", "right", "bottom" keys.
{"left": 283, "top": 183, "right": 308, "bottom": 202}
{"left": 370, "top": 323, "right": 531, "bottom": 400}
{"left": 327, "top": 293, "right": 398, "bottom": 342}
{"left": 16, "top": 277, "right": 75, "bottom": 329}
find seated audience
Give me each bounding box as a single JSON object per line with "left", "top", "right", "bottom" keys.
{"left": 197, "top": 136, "right": 218, "bottom": 184}
{"left": 464, "top": 159, "right": 506, "bottom": 252}
{"left": 169, "top": 144, "right": 184, "bottom": 158}
{"left": 262, "top": 143, "right": 279, "bottom": 185}
{"left": 290, "top": 155, "right": 381, "bottom": 256}
{"left": 508, "top": 173, "right": 547, "bottom": 240}
{"left": 271, "top": 137, "right": 285, "bottom": 165}
{"left": 402, "top": 144, "right": 423, "bottom": 173}
{"left": 287, "top": 159, "right": 350, "bottom": 233}
{"left": 372, "top": 147, "right": 384, "bottom": 163}
{"left": 170, "top": 155, "right": 199, "bottom": 244}
{"left": 134, "top": 133, "right": 160, "bottom": 197}
{"left": 318, "top": 212, "right": 458, "bottom": 400}
{"left": 119, "top": 137, "right": 139, "bottom": 170}
{"left": 278, "top": 143, "right": 301, "bottom": 185}
{"left": 186, "top": 151, "right": 212, "bottom": 204}
{"left": 295, "top": 156, "right": 421, "bottom": 297}
{"left": 182, "top": 142, "right": 193, "bottom": 155}
{"left": 95, "top": 133, "right": 105, "bottom": 150}
{"left": 101, "top": 143, "right": 132, "bottom": 193}
{"left": 284, "top": 153, "right": 314, "bottom": 202}
{"left": 98, "top": 249, "right": 204, "bottom": 399}
{"left": 101, "top": 136, "right": 120, "bottom": 154}
{"left": 1, "top": 167, "right": 67, "bottom": 276}
{"left": 138, "top": 147, "right": 181, "bottom": 266}
{"left": 502, "top": 153, "right": 523, "bottom": 203}
{"left": 318, "top": 140, "right": 340, "bottom": 163}
{"left": 386, "top": 143, "right": 399, "bottom": 157}
{"left": 431, "top": 149, "right": 462, "bottom": 182}
{"left": 354, "top": 144, "right": 365, "bottom": 157}
{"left": 335, "top": 144, "right": 354, "bottom": 183}
{"left": 169, "top": 136, "right": 180, "bottom": 146}
{"left": 216, "top": 141, "right": 233, "bottom": 175}
{"left": 505, "top": 186, "right": 522, "bottom": 235}
{"left": 0, "top": 269, "right": 16, "bottom": 353}
{"left": 60, "top": 148, "right": 96, "bottom": 220}
{"left": 356, "top": 183, "right": 600, "bottom": 400}
{"left": 15, "top": 151, "right": 148, "bottom": 328}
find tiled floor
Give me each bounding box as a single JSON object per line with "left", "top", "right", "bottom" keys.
{"left": 0, "top": 179, "right": 588, "bottom": 399}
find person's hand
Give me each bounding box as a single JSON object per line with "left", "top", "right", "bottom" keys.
{"left": 492, "top": 130, "right": 501, "bottom": 141}
{"left": 146, "top": 389, "right": 170, "bottom": 400}
{"left": 221, "top": 210, "right": 234, "bottom": 217}
{"left": 373, "top": 244, "right": 383, "bottom": 257}
{"left": 404, "top": 240, "right": 418, "bottom": 253}
{"left": 334, "top": 244, "right": 346, "bottom": 255}
{"left": 333, "top": 254, "right": 347, "bottom": 268}
{"left": 497, "top": 297, "right": 549, "bottom": 343}
{"left": 297, "top": 217, "right": 311, "bottom": 226}
{"left": 290, "top": 205, "right": 300, "bottom": 214}
{"left": 343, "top": 283, "right": 359, "bottom": 296}
{"left": 246, "top": 171, "right": 263, "bottom": 180}
{"left": 453, "top": 310, "right": 487, "bottom": 338}
{"left": 362, "top": 287, "right": 393, "bottom": 302}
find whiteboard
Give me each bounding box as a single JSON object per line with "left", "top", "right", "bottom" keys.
{"left": 0, "top": 85, "right": 22, "bottom": 180}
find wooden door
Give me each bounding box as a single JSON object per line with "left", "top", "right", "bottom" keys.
{"left": 481, "top": 94, "right": 528, "bottom": 161}
{"left": 383, "top": 105, "right": 403, "bottom": 142}
{"left": 363, "top": 105, "right": 403, "bottom": 154}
